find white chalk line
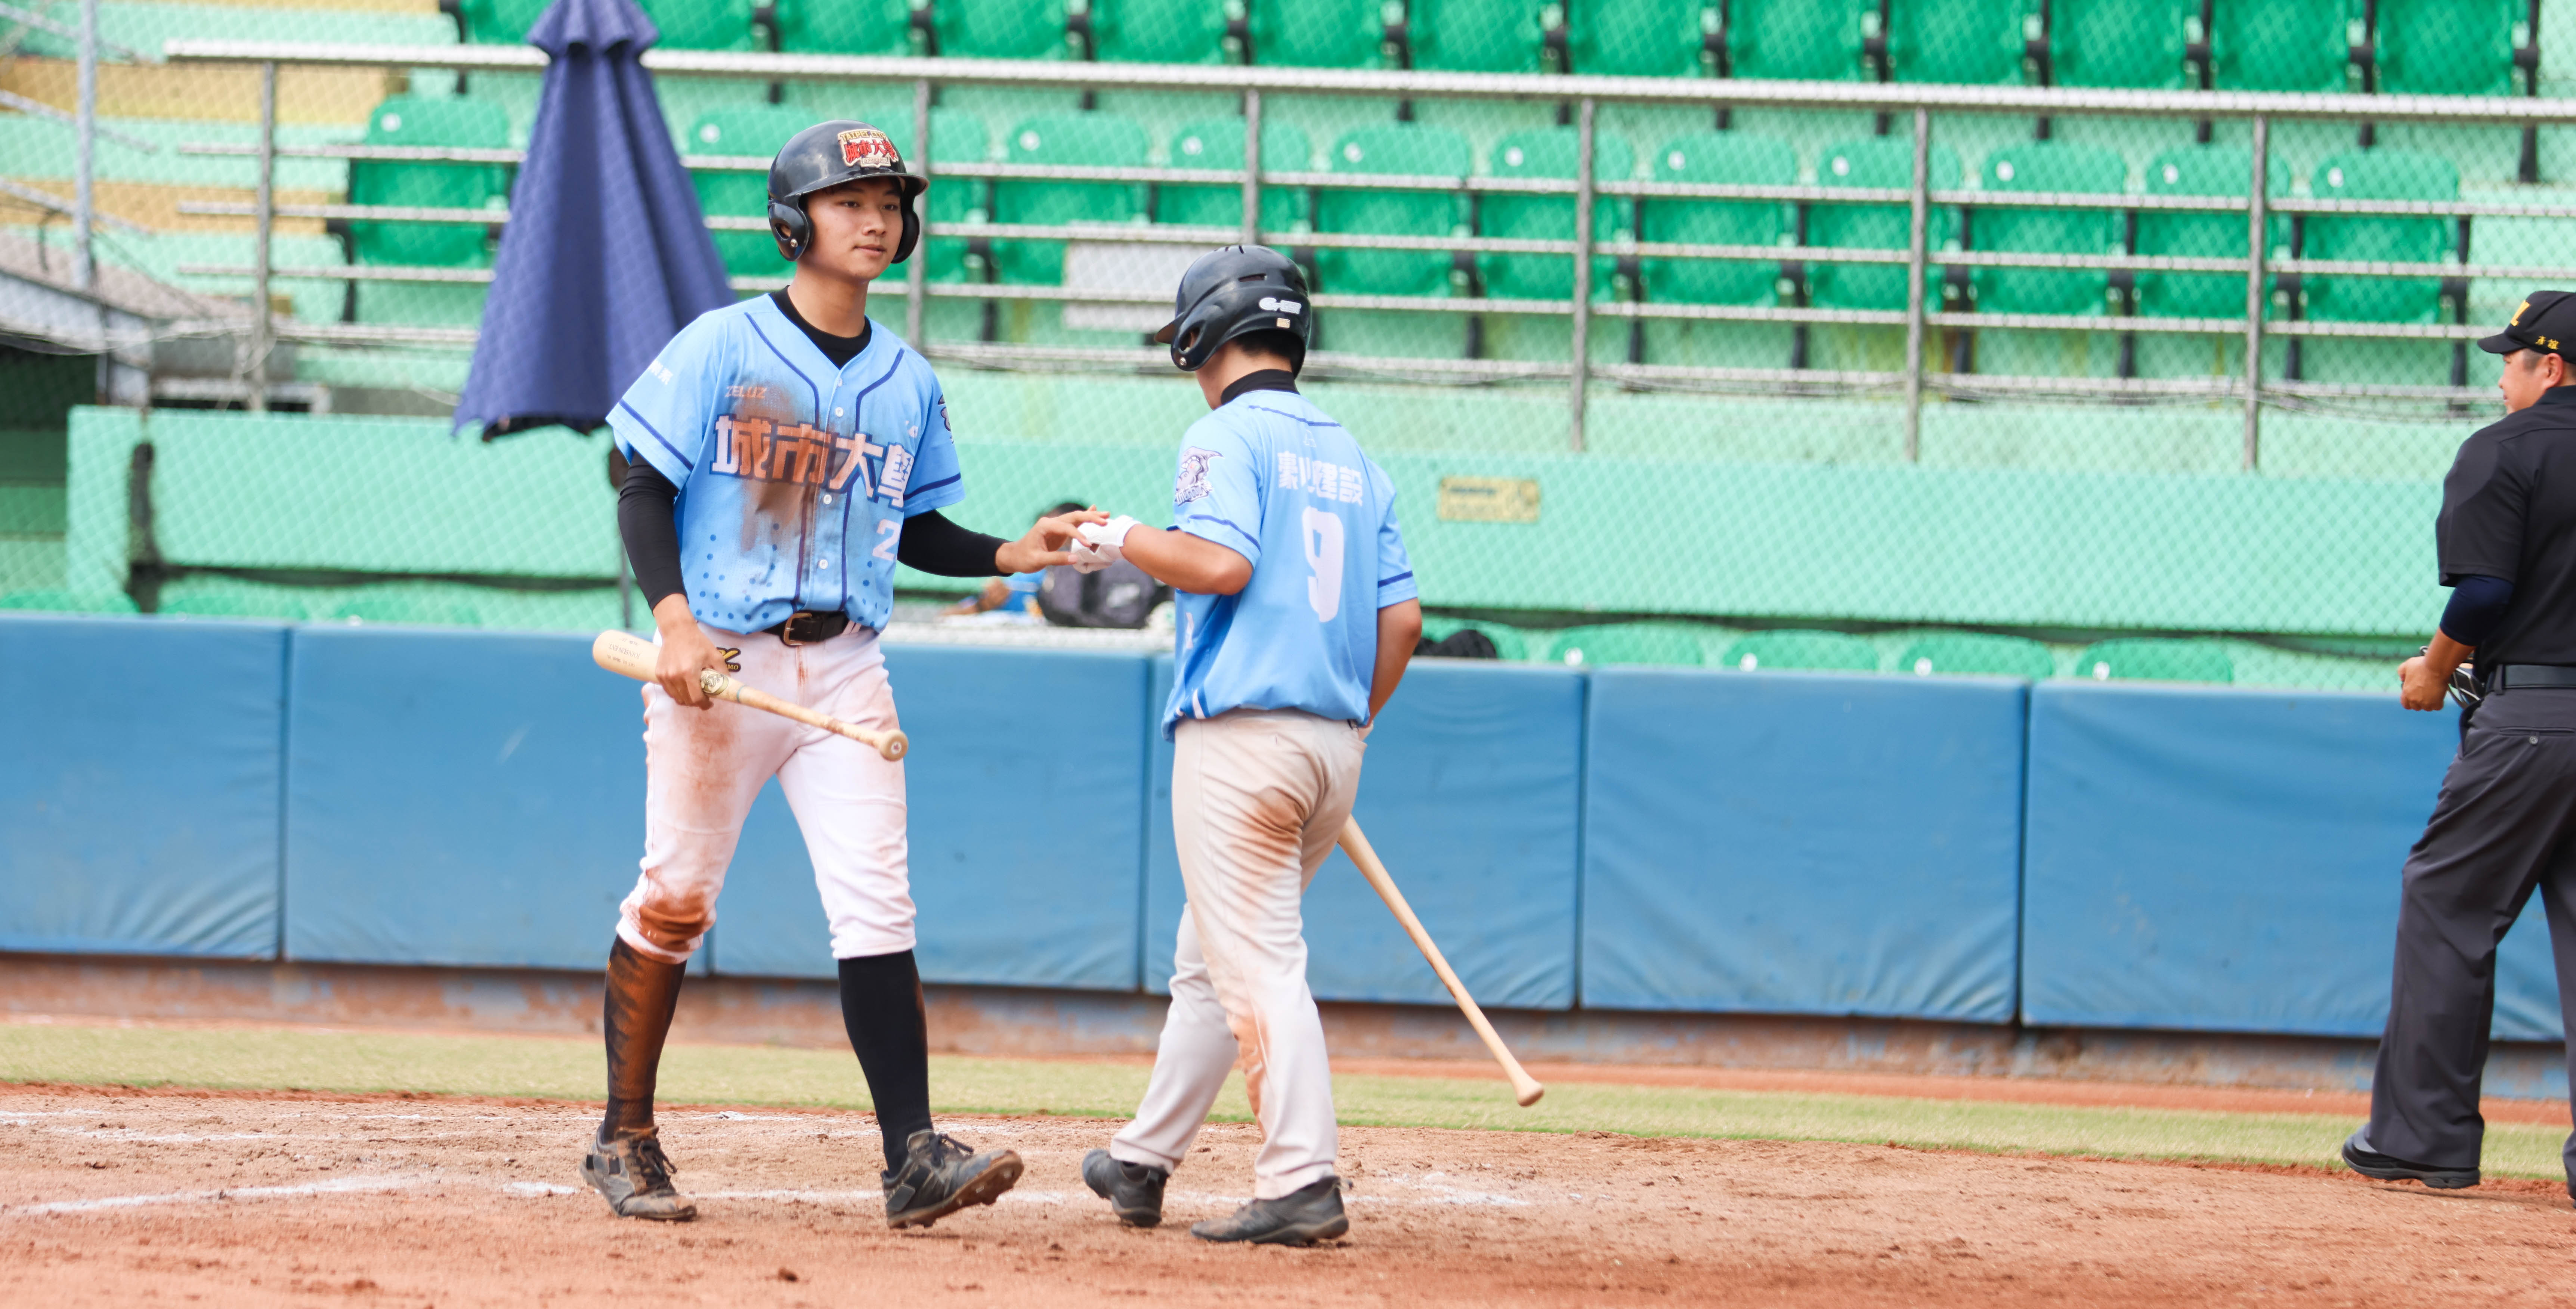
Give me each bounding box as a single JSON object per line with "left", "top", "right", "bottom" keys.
{"left": 7, "top": 1175, "right": 420, "bottom": 1215}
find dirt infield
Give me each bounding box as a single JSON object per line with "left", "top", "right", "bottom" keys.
{"left": 6, "top": 1086, "right": 2574, "bottom": 1308}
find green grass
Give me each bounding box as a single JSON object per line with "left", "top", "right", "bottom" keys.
{"left": 3, "top": 1021, "right": 2564, "bottom": 1179}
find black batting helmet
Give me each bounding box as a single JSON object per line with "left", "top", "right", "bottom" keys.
{"left": 767, "top": 120, "right": 925, "bottom": 264}
{"left": 1152, "top": 245, "right": 1314, "bottom": 373}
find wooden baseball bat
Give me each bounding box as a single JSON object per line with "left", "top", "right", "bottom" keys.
{"left": 590, "top": 630, "right": 909, "bottom": 762}
{"left": 1337, "top": 816, "right": 1544, "bottom": 1107}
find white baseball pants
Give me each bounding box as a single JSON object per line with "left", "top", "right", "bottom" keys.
{"left": 615, "top": 623, "right": 915, "bottom": 964}
{"left": 1112, "top": 707, "right": 1365, "bottom": 1200}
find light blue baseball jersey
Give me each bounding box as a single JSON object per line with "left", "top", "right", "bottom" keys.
{"left": 609, "top": 295, "right": 965, "bottom": 634}
{"left": 1162, "top": 387, "right": 1416, "bottom": 737}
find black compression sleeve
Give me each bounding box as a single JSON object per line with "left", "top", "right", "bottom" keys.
{"left": 618, "top": 457, "right": 688, "bottom": 609}
{"left": 2440, "top": 574, "right": 2515, "bottom": 648}
{"left": 896, "top": 509, "right": 1008, "bottom": 578}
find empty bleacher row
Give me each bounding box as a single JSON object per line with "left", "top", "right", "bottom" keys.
{"left": 431, "top": 0, "right": 2538, "bottom": 99}
{"left": 333, "top": 91, "right": 2473, "bottom": 375}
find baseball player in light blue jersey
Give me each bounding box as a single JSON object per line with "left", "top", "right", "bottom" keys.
{"left": 587, "top": 118, "right": 1099, "bottom": 1230}
{"left": 1070, "top": 246, "right": 1423, "bottom": 1245}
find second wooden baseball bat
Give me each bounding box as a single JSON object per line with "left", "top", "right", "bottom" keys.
{"left": 590, "top": 630, "right": 909, "bottom": 761}
{"left": 1337, "top": 816, "right": 1545, "bottom": 1107}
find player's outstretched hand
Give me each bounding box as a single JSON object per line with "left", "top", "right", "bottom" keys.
{"left": 650, "top": 595, "right": 731, "bottom": 711}
{"left": 996, "top": 506, "right": 1111, "bottom": 575}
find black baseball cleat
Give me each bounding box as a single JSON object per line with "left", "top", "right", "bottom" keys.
{"left": 1082, "top": 1148, "right": 1170, "bottom": 1227}
{"left": 1190, "top": 1176, "right": 1348, "bottom": 1245}
{"left": 882, "top": 1129, "right": 1024, "bottom": 1228}
{"left": 2341, "top": 1130, "right": 2479, "bottom": 1189}
{"left": 581, "top": 1130, "right": 699, "bottom": 1221}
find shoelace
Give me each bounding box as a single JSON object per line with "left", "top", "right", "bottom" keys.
{"left": 628, "top": 1135, "right": 679, "bottom": 1191}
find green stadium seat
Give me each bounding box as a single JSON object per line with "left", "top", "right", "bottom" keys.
{"left": 1567, "top": 0, "right": 1711, "bottom": 77}
{"left": 1246, "top": 0, "right": 1386, "bottom": 66}
{"left": 1314, "top": 124, "right": 1473, "bottom": 297}
{"left": 1720, "top": 629, "right": 1878, "bottom": 672}
{"left": 2048, "top": 0, "right": 2189, "bottom": 89}
{"left": 451, "top": 0, "right": 553, "bottom": 44}
{"left": 937, "top": 0, "right": 1072, "bottom": 59}
{"left": 1089, "top": 0, "right": 1231, "bottom": 62}
{"left": 334, "top": 596, "right": 484, "bottom": 626}
{"left": 347, "top": 96, "right": 510, "bottom": 269}
{"left": 1420, "top": 615, "right": 1531, "bottom": 660}
{"left": 0, "top": 589, "right": 136, "bottom": 614}
{"left": 2133, "top": 145, "right": 2289, "bottom": 319}
{"left": 1157, "top": 118, "right": 1314, "bottom": 232}
{"left": 1967, "top": 141, "right": 2125, "bottom": 317}
{"left": 1885, "top": 0, "right": 2032, "bottom": 85}
{"left": 2303, "top": 150, "right": 2456, "bottom": 325}
{"left": 683, "top": 106, "right": 813, "bottom": 278}
{"left": 1476, "top": 128, "right": 1636, "bottom": 301}
{"left": 637, "top": 0, "right": 759, "bottom": 50}
{"left": 1639, "top": 131, "right": 1797, "bottom": 307}
{"left": 1408, "top": 0, "right": 1547, "bottom": 73}
{"left": 1544, "top": 624, "right": 1706, "bottom": 667}
{"left": 158, "top": 593, "right": 311, "bottom": 621}
{"left": 2208, "top": 0, "right": 2353, "bottom": 93}
{"left": 2376, "top": 0, "right": 2525, "bottom": 96}
{"left": 861, "top": 108, "right": 993, "bottom": 285}
{"left": 1808, "top": 137, "right": 1961, "bottom": 311}
{"left": 1897, "top": 632, "right": 2052, "bottom": 679}
{"left": 991, "top": 114, "right": 1150, "bottom": 285}
{"left": 1725, "top": 0, "right": 1868, "bottom": 80}
{"left": 771, "top": 0, "right": 914, "bottom": 54}
{"left": 2073, "top": 638, "right": 2233, "bottom": 684}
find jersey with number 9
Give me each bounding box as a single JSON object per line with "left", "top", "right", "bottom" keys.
{"left": 1160, "top": 387, "right": 1414, "bottom": 737}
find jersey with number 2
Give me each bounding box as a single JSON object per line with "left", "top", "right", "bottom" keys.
{"left": 1162, "top": 388, "right": 1415, "bottom": 737}
{"left": 608, "top": 295, "right": 966, "bottom": 635}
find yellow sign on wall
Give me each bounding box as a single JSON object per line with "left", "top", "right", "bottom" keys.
{"left": 1437, "top": 476, "right": 1541, "bottom": 523}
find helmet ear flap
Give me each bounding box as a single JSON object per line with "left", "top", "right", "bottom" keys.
{"left": 893, "top": 195, "right": 921, "bottom": 265}
{"left": 768, "top": 198, "right": 811, "bottom": 262}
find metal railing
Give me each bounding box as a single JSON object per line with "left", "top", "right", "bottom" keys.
{"left": 157, "top": 40, "right": 2576, "bottom": 461}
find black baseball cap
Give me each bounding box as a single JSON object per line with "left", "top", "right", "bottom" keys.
{"left": 2479, "top": 289, "right": 2576, "bottom": 359}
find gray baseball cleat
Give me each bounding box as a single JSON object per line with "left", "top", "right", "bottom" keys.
{"left": 1190, "top": 1176, "right": 1348, "bottom": 1245}
{"left": 1082, "top": 1148, "right": 1170, "bottom": 1227}
{"left": 882, "top": 1129, "right": 1024, "bottom": 1228}
{"left": 2341, "top": 1129, "right": 2479, "bottom": 1189}
{"left": 581, "top": 1130, "right": 699, "bottom": 1221}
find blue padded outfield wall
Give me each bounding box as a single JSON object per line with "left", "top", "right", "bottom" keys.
{"left": 2022, "top": 683, "right": 2563, "bottom": 1042}
{"left": 1581, "top": 670, "right": 2027, "bottom": 1023}
{"left": 0, "top": 615, "right": 285, "bottom": 958}
{"left": 0, "top": 612, "right": 2562, "bottom": 1045}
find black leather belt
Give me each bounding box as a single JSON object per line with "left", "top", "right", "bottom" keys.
{"left": 762, "top": 610, "right": 850, "bottom": 646}
{"left": 2489, "top": 664, "right": 2576, "bottom": 691}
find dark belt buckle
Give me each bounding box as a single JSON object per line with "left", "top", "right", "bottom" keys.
{"left": 779, "top": 611, "right": 833, "bottom": 647}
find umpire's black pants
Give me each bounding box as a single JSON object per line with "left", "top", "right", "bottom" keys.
{"left": 2367, "top": 686, "right": 2576, "bottom": 1184}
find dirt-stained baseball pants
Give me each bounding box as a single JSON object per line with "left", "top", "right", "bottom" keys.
{"left": 1111, "top": 707, "right": 1366, "bottom": 1200}
{"left": 615, "top": 624, "right": 914, "bottom": 965}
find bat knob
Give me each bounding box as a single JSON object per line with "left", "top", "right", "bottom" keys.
{"left": 879, "top": 732, "right": 909, "bottom": 762}
{"left": 1516, "top": 1083, "right": 1546, "bottom": 1108}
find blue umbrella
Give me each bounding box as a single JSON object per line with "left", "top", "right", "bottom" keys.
{"left": 454, "top": 0, "right": 733, "bottom": 438}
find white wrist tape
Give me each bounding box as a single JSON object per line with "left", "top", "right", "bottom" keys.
{"left": 1078, "top": 516, "right": 1143, "bottom": 564}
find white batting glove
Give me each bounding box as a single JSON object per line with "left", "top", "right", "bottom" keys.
{"left": 1064, "top": 539, "right": 1111, "bottom": 574}
{"left": 1077, "top": 515, "right": 1142, "bottom": 566}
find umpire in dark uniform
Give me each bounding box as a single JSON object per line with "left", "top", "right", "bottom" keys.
{"left": 2347, "top": 289, "right": 2576, "bottom": 1193}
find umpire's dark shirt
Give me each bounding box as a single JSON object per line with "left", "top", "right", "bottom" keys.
{"left": 2437, "top": 386, "right": 2576, "bottom": 667}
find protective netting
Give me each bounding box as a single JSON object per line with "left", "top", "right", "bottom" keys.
{"left": 6, "top": 0, "right": 2573, "bottom": 689}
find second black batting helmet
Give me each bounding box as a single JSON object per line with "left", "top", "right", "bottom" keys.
{"left": 767, "top": 120, "right": 926, "bottom": 264}
{"left": 1152, "top": 245, "right": 1314, "bottom": 373}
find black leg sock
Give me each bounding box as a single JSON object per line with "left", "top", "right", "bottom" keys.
{"left": 838, "top": 950, "right": 933, "bottom": 1173}
{"left": 601, "top": 937, "right": 687, "bottom": 1144}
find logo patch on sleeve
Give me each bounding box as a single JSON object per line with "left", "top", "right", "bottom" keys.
{"left": 1175, "top": 447, "right": 1222, "bottom": 505}
{"left": 838, "top": 127, "right": 900, "bottom": 169}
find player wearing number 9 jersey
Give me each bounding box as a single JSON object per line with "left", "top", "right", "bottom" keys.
{"left": 1067, "top": 246, "right": 1423, "bottom": 1246}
